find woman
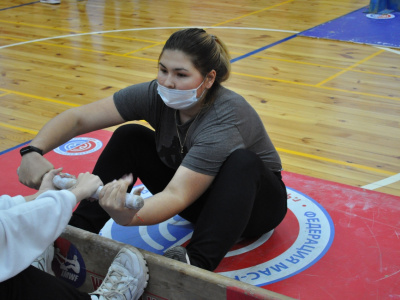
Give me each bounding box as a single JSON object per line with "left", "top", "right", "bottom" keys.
{"left": 18, "top": 28, "right": 287, "bottom": 271}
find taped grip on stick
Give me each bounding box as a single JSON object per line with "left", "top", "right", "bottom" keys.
{"left": 53, "top": 175, "right": 144, "bottom": 210}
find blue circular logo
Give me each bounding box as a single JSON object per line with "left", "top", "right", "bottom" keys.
{"left": 54, "top": 137, "right": 102, "bottom": 156}
{"left": 100, "top": 186, "right": 334, "bottom": 286}
{"left": 219, "top": 187, "right": 335, "bottom": 286}
{"left": 53, "top": 238, "right": 86, "bottom": 288}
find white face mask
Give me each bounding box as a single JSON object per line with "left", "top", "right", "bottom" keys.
{"left": 157, "top": 79, "right": 206, "bottom": 110}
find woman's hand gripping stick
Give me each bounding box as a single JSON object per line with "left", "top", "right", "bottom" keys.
{"left": 53, "top": 174, "right": 144, "bottom": 210}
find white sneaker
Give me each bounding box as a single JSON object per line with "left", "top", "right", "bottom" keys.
{"left": 40, "top": 0, "right": 61, "bottom": 4}
{"left": 91, "top": 247, "right": 149, "bottom": 300}
{"left": 31, "top": 243, "right": 55, "bottom": 276}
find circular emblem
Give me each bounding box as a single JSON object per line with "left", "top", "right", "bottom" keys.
{"left": 218, "top": 187, "right": 334, "bottom": 285}
{"left": 100, "top": 186, "right": 334, "bottom": 286}
{"left": 54, "top": 137, "right": 102, "bottom": 156}
{"left": 366, "top": 13, "right": 395, "bottom": 19}
{"left": 52, "top": 237, "right": 86, "bottom": 288}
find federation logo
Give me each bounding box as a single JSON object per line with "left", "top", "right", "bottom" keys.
{"left": 52, "top": 237, "right": 86, "bottom": 288}
{"left": 54, "top": 137, "right": 102, "bottom": 156}
{"left": 218, "top": 187, "right": 334, "bottom": 286}
{"left": 100, "top": 186, "right": 334, "bottom": 286}
{"left": 366, "top": 13, "right": 395, "bottom": 19}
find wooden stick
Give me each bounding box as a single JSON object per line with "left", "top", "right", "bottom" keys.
{"left": 53, "top": 174, "right": 144, "bottom": 210}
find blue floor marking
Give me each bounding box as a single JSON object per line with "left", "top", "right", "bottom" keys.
{"left": 0, "top": 32, "right": 298, "bottom": 156}
{"left": 300, "top": 7, "right": 400, "bottom": 48}
{"left": 0, "top": 1, "right": 40, "bottom": 12}
{"left": 0, "top": 141, "right": 30, "bottom": 156}
{"left": 230, "top": 34, "right": 298, "bottom": 63}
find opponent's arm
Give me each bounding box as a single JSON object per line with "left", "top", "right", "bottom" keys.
{"left": 99, "top": 166, "right": 214, "bottom": 226}
{"left": 19, "top": 96, "right": 124, "bottom": 189}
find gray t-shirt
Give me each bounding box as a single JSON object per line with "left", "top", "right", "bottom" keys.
{"left": 114, "top": 80, "right": 282, "bottom": 176}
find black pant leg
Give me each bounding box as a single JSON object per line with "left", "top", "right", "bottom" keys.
{"left": 69, "top": 124, "right": 175, "bottom": 233}
{"left": 0, "top": 266, "right": 90, "bottom": 300}
{"left": 180, "top": 149, "right": 287, "bottom": 271}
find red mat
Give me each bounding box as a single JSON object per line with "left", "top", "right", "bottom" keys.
{"left": 1, "top": 130, "right": 399, "bottom": 300}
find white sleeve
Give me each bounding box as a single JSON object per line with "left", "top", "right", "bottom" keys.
{"left": 0, "top": 195, "right": 26, "bottom": 210}
{"left": 0, "top": 190, "right": 77, "bottom": 282}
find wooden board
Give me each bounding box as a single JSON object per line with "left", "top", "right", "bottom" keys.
{"left": 54, "top": 225, "right": 293, "bottom": 300}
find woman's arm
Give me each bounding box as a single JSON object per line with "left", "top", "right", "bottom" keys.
{"left": 99, "top": 166, "right": 215, "bottom": 226}
{"left": 0, "top": 170, "right": 102, "bottom": 282}
{"left": 0, "top": 190, "right": 76, "bottom": 282}
{"left": 18, "top": 96, "right": 125, "bottom": 189}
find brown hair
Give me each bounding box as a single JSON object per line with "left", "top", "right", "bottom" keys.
{"left": 159, "top": 28, "right": 231, "bottom": 105}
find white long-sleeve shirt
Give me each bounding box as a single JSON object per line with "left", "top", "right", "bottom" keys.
{"left": 0, "top": 190, "right": 76, "bottom": 282}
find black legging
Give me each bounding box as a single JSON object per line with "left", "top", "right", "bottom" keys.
{"left": 70, "top": 124, "right": 287, "bottom": 271}
{"left": 0, "top": 266, "right": 90, "bottom": 300}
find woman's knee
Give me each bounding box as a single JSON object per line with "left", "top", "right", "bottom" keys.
{"left": 112, "top": 124, "right": 153, "bottom": 140}
{"left": 106, "top": 125, "right": 155, "bottom": 152}
{"left": 224, "top": 149, "right": 264, "bottom": 175}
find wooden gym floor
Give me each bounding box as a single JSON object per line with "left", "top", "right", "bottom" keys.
{"left": 0, "top": 0, "right": 399, "bottom": 197}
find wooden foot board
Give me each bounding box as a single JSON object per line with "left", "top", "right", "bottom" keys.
{"left": 55, "top": 225, "right": 294, "bottom": 300}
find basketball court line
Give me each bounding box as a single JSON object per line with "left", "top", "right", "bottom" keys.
{"left": 0, "top": 141, "right": 30, "bottom": 156}
{"left": 0, "top": 122, "right": 38, "bottom": 135}
{"left": 0, "top": 87, "right": 80, "bottom": 106}
{"left": 0, "top": 26, "right": 298, "bottom": 50}
{"left": 1, "top": 3, "right": 398, "bottom": 189}
{"left": 377, "top": 46, "right": 400, "bottom": 55}
{"left": 1, "top": 25, "right": 398, "bottom": 102}
{"left": 362, "top": 173, "right": 400, "bottom": 190}
{"left": 0, "top": 1, "right": 39, "bottom": 12}
{"left": 315, "top": 49, "right": 385, "bottom": 86}
{"left": 230, "top": 34, "right": 298, "bottom": 63}
{"left": 0, "top": 26, "right": 398, "bottom": 187}
{"left": 211, "top": 0, "right": 295, "bottom": 27}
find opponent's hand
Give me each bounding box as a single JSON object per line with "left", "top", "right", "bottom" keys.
{"left": 23, "top": 168, "right": 63, "bottom": 202}
{"left": 39, "top": 168, "right": 64, "bottom": 192}
{"left": 18, "top": 152, "right": 54, "bottom": 189}
{"left": 70, "top": 172, "right": 103, "bottom": 203}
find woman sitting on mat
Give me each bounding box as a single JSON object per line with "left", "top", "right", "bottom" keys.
{"left": 18, "top": 28, "right": 287, "bottom": 271}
